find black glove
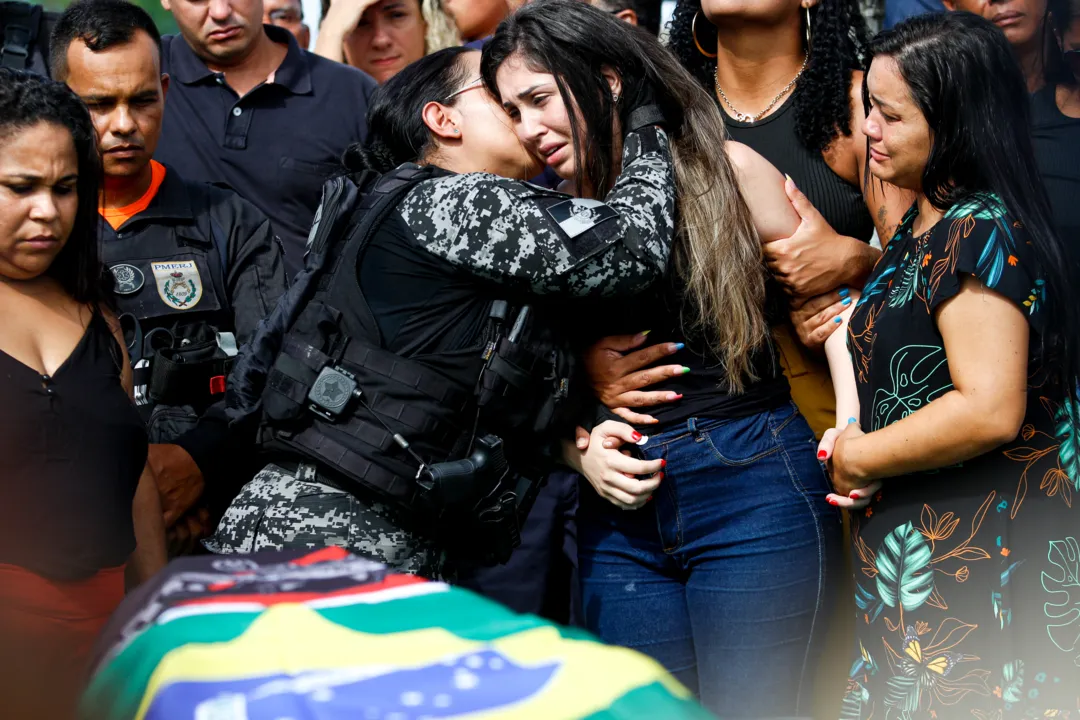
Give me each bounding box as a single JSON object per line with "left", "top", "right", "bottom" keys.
{"left": 619, "top": 77, "right": 667, "bottom": 135}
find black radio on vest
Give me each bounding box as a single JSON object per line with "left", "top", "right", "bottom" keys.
{"left": 256, "top": 167, "right": 579, "bottom": 567}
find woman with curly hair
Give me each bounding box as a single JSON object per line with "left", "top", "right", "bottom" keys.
{"left": 625, "top": 0, "right": 909, "bottom": 440}
{"left": 315, "top": 0, "right": 460, "bottom": 83}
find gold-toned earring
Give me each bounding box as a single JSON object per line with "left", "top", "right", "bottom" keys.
{"left": 692, "top": 11, "right": 718, "bottom": 59}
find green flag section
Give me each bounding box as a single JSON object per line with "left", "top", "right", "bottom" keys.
{"left": 81, "top": 548, "right": 715, "bottom": 720}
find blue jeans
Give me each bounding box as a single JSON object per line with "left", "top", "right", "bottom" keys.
{"left": 578, "top": 402, "right": 842, "bottom": 718}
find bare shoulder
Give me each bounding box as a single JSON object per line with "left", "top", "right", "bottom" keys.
{"left": 849, "top": 70, "right": 866, "bottom": 107}
{"left": 821, "top": 71, "right": 866, "bottom": 182}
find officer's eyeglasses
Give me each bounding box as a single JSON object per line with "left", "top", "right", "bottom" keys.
{"left": 444, "top": 78, "right": 485, "bottom": 103}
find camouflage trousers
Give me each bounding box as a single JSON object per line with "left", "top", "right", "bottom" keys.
{"left": 204, "top": 463, "right": 444, "bottom": 578}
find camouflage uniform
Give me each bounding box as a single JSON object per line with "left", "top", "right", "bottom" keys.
{"left": 396, "top": 128, "right": 674, "bottom": 297}
{"left": 204, "top": 464, "right": 443, "bottom": 577}
{"left": 209, "top": 127, "right": 675, "bottom": 575}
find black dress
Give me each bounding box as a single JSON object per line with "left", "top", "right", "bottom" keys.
{"left": 842, "top": 195, "right": 1080, "bottom": 719}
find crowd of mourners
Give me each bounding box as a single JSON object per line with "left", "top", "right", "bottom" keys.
{"left": 1, "top": 0, "right": 1079, "bottom": 717}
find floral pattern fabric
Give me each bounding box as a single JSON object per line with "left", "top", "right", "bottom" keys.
{"left": 843, "top": 195, "right": 1080, "bottom": 720}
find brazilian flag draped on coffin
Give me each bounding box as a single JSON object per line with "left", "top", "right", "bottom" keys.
{"left": 81, "top": 547, "right": 713, "bottom": 720}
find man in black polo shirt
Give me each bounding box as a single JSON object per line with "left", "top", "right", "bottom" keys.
{"left": 52, "top": 0, "right": 288, "bottom": 551}
{"left": 157, "top": 0, "right": 377, "bottom": 276}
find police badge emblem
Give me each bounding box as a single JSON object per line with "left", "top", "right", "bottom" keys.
{"left": 109, "top": 263, "right": 145, "bottom": 295}
{"left": 151, "top": 260, "right": 202, "bottom": 310}
{"left": 545, "top": 198, "right": 618, "bottom": 239}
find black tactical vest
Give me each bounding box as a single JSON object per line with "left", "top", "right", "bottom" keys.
{"left": 258, "top": 165, "right": 577, "bottom": 565}
{"left": 101, "top": 178, "right": 235, "bottom": 440}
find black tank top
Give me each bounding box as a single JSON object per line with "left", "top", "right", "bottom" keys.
{"left": 596, "top": 277, "right": 792, "bottom": 433}
{"left": 0, "top": 312, "right": 147, "bottom": 580}
{"left": 1030, "top": 84, "right": 1080, "bottom": 251}
{"left": 724, "top": 93, "right": 875, "bottom": 242}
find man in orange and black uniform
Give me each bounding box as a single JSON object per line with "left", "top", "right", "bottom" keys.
{"left": 52, "top": 0, "right": 287, "bottom": 550}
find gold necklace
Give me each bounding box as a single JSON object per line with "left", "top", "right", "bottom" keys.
{"left": 714, "top": 56, "right": 808, "bottom": 124}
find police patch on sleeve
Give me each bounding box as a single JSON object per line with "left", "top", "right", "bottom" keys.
{"left": 109, "top": 263, "right": 145, "bottom": 295}
{"left": 151, "top": 260, "right": 202, "bottom": 310}
{"left": 545, "top": 199, "right": 618, "bottom": 239}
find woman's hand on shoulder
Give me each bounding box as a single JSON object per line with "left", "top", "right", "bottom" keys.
{"left": 766, "top": 175, "right": 882, "bottom": 299}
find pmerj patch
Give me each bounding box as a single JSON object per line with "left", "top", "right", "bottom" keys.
{"left": 151, "top": 260, "right": 202, "bottom": 310}
{"left": 109, "top": 264, "right": 145, "bottom": 295}
{"left": 545, "top": 198, "right": 617, "bottom": 239}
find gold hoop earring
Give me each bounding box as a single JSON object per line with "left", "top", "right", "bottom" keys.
{"left": 805, "top": 6, "right": 812, "bottom": 52}
{"left": 692, "top": 11, "right": 718, "bottom": 59}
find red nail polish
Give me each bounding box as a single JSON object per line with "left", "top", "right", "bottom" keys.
{"left": 660, "top": 459, "right": 667, "bottom": 468}
{"left": 850, "top": 492, "right": 861, "bottom": 500}
{"left": 817, "top": 450, "right": 827, "bottom": 460}
{"left": 658, "top": 472, "right": 664, "bottom": 480}
{"left": 828, "top": 498, "right": 839, "bottom": 506}
{"left": 631, "top": 431, "right": 642, "bottom": 442}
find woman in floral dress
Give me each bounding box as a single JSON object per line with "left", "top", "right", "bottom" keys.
{"left": 825, "top": 12, "right": 1080, "bottom": 720}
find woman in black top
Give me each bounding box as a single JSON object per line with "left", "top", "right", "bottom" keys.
{"left": 0, "top": 70, "right": 165, "bottom": 717}
{"left": 661, "top": 0, "right": 914, "bottom": 436}
{"left": 945, "top": 0, "right": 1080, "bottom": 252}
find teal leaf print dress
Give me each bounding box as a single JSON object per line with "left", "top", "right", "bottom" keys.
{"left": 843, "top": 194, "right": 1080, "bottom": 720}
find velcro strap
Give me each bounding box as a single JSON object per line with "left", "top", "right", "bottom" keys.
{"left": 485, "top": 354, "right": 532, "bottom": 392}
{"left": 626, "top": 105, "right": 665, "bottom": 133}
{"left": 344, "top": 344, "right": 471, "bottom": 410}
{"left": 365, "top": 391, "right": 466, "bottom": 448}
{"left": 281, "top": 336, "right": 331, "bottom": 372}
{"left": 264, "top": 337, "right": 331, "bottom": 404}
{"left": 148, "top": 351, "right": 233, "bottom": 405}
{"left": 290, "top": 427, "right": 420, "bottom": 504}
{"left": 266, "top": 364, "right": 313, "bottom": 405}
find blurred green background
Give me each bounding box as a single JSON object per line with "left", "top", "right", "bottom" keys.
{"left": 42, "top": 0, "right": 178, "bottom": 34}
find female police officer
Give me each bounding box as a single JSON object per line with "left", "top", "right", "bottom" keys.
{"left": 205, "top": 45, "right": 673, "bottom": 578}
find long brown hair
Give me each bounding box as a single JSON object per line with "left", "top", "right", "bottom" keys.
{"left": 482, "top": 0, "right": 768, "bottom": 390}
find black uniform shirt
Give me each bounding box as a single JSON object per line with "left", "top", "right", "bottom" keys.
{"left": 100, "top": 165, "right": 287, "bottom": 468}
{"left": 102, "top": 165, "right": 286, "bottom": 343}
{"left": 155, "top": 25, "right": 377, "bottom": 277}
